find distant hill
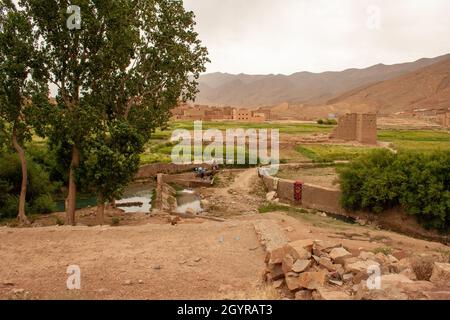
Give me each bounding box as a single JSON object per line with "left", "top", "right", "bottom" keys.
{"left": 327, "top": 58, "right": 450, "bottom": 114}
{"left": 195, "top": 54, "right": 450, "bottom": 108}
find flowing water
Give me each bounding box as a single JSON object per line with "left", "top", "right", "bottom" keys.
{"left": 175, "top": 189, "right": 202, "bottom": 215}
{"left": 55, "top": 184, "right": 154, "bottom": 213}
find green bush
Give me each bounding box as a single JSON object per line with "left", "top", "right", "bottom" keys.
{"left": 0, "top": 153, "right": 58, "bottom": 219}
{"left": 317, "top": 119, "right": 337, "bottom": 125}
{"left": 339, "top": 149, "right": 450, "bottom": 231}
{"left": 31, "top": 194, "right": 57, "bottom": 214}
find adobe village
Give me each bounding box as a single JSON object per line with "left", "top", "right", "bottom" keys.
{"left": 0, "top": 1, "right": 449, "bottom": 301}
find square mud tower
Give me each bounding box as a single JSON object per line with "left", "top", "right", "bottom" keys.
{"left": 332, "top": 113, "right": 377, "bottom": 145}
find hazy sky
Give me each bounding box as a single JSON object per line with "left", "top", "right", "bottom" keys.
{"left": 183, "top": 0, "right": 450, "bottom": 75}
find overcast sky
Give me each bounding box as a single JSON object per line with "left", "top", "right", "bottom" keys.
{"left": 183, "top": 0, "right": 450, "bottom": 75}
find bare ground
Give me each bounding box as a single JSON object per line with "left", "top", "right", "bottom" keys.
{"left": 0, "top": 169, "right": 449, "bottom": 300}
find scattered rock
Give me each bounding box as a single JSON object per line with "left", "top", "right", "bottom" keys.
{"left": 285, "top": 226, "right": 294, "bottom": 233}
{"left": 292, "top": 259, "right": 312, "bottom": 273}
{"left": 272, "top": 279, "right": 284, "bottom": 289}
{"left": 266, "top": 191, "right": 277, "bottom": 201}
{"left": 194, "top": 257, "right": 202, "bottom": 263}
{"left": 295, "top": 290, "right": 312, "bottom": 300}
{"left": 138, "top": 280, "right": 144, "bottom": 284}
{"left": 267, "top": 246, "right": 287, "bottom": 264}
{"left": 313, "top": 287, "right": 352, "bottom": 300}
{"left": 123, "top": 280, "right": 133, "bottom": 286}
{"left": 286, "top": 240, "right": 313, "bottom": 260}
{"left": 359, "top": 251, "right": 376, "bottom": 261}
{"left": 12, "top": 288, "right": 25, "bottom": 294}
{"left": 329, "top": 279, "right": 344, "bottom": 287}
{"left": 318, "top": 257, "right": 340, "bottom": 272}
{"left": 399, "top": 268, "right": 417, "bottom": 281}
{"left": 387, "top": 254, "right": 399, "bottom": 264}
{"left": 282, "top": 254, "right": 295, "bottom": 274}
{"left": 329, "top": 247, "right": 352, "bottom": 265}
{"left": 285, "top": 272, "right": 301, "bottom": 291}
{"left": 153, "top": 265, "right": 162, "bottom": 270}
{"left": 342, "top": 273, "right": 354, "bottom": 282}
{"left": 298, "top": 271, "right": 328, "bottom": 290}
{"left": 345, "top": 260, "right": 379, "bottom": 274}
{"left": 430, "top": 262, "right": 450, "bottom": 285}
{"left": 267, "top": 264, "right": 285, "bottom": 281}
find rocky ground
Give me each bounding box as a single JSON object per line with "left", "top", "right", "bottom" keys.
{"left": 0, "top": 169, "right": 449, "bottom": 300}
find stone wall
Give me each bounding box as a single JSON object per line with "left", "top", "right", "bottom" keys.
{"left": 135, "top": 163, "right": 212, "bottom": 181}
{"left": 261, "top": 175, "right": 343, "bottom": 215}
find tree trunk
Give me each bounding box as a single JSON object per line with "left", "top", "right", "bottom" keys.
{"left": 97, "top": 194, "right": 105, "bottom": 226}
{"left": 66, "top": 146, "right": 80, "bottom": 226}
{"left": 12, "top": 124, "right": 29, "bottom": 226}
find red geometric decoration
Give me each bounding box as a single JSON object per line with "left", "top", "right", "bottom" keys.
{"left": 294, "top": 181, "right": 303, "bottom": 202}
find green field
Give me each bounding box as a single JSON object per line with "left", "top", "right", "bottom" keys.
{"left": 295, "top": 145, "right": 380, "bottom": 162}
{"left": 378, "top": 129, "right": 450, "bottom": 152}
{"left": 142, "top": 123, "right": 450, "bottom": 165}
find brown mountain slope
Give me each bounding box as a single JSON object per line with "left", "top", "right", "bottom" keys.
{"left": 327, "top": 58, "right": 450, "bottom": 114}
{"left": 196, "top": 54, "right": 450, "bottom": 107}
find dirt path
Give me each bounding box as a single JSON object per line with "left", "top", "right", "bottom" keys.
{"left": 200, "top": 168, "right": 264, "bottom": 217}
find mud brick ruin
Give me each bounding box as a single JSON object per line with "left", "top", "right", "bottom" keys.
{"left": 331, "top": 113, "right": 377, "bottom": 145}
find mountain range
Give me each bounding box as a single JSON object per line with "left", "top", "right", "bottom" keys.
{"left": 195, "top": 53, "right": 450, "bottom": 114}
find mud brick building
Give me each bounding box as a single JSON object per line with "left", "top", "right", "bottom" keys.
{"left": 331, "top": 113, "right": 377, "bottom": 144}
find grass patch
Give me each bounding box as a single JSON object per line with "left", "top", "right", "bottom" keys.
{"left": 296, "top": 144, "right": 378, "bottom": 162}
{"left": 372, "top": 246, "right": 393, "bottom": 256}
{"left": 379, "top": 129, "right": 450, "bottom": 152}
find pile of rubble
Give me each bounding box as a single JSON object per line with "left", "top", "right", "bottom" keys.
{"left": 262, "top": 238, "right": 450, "bottom": 300}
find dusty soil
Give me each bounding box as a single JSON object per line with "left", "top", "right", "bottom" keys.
{"left": 275, "top": 166, "right": 339, "bottom": 188}
{"left": 0, "top": 169, "right": 449, "bottom": 300}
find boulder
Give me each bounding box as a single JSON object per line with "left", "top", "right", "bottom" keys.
{"left": 312, "top": 287, "right": 352, "bottom": 300}
{"left": 430, "top": 262, "right": 450, "bottom": 285}
{"left": 387, "top": 255, "right": 399, "bottom": 264}
{"left": 285, "top": 272, "right": 300, "bottom": 291}
{"left": 267, "top": 263, "right": 284, "bottom": 280}
{"left": 380, "top": 274, "right": 413, "bottom": 289}
{"left": 352, "top": 271, "right": 370, "bottom": 285}
{"left": 374, "top": 253, "right": 389, "bottom": 265}
{"left": 329, "top": 247, "right": 352, "bottom": 265}
{"left": 287, "top": 239, "right": 315, "bottom": 254}
{"left": 345, "top": 260, "right": 380, "bottom": 274}
{"left": 266, "top": 191, "right": 277, "bottom": 201}
{"left": 298, "top": 271, "right": 328, "bottom": 290}
{"left": 272, "top": 279, "right": 284, "bottom": 289}
{"left": 342, "top": 273, "right": 354, "bottom": 282}
{"left": 267, "top": 246, "right": 288, "bottom": 265}
{"left": 399, "top": 268, "right": 417, "bottom": 281}
{"left": 282, "top": 254, "right": 295, "bottom": 274}
{"left": 292, "top": 259, "right": 312, "bottom": 273}
{"left": 318, "top": 257, "right": 340, "bottom": 272}
{"left": 295, "top": 290, "right": 312, "bottom": 300}
{"left": 286, "top": 242, "right": 313, "bottom": 260}
{"left": 358, "top": 251, "right": 376, "bottom": 261}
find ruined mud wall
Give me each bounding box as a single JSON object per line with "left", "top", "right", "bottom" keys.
{"left": 135, "top": 163, "right": 212, "bottom": 181}
{"left": 262, "top": 175, "right": 343, "bottom": 214}
{"left": 154, "top": 174, "right": 178, "bottom": 212}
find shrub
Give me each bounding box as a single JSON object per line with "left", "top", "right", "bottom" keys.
{"left": 339, "top": 149, "right": 450, "bottom": 231}
{"left": 0, "top": 153, "right": 58, "bottom": 218}
{"left": 111, "top": 217, "right": 120, "bottom": 226}
{"left": 317, "top": 119, "right": 324, "bottom": 125}
{"left": 411, "top": 256, "right": 435, "bottom": 281}
{"left": 31, "top": 194, "right": 57, "bottom": 214}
